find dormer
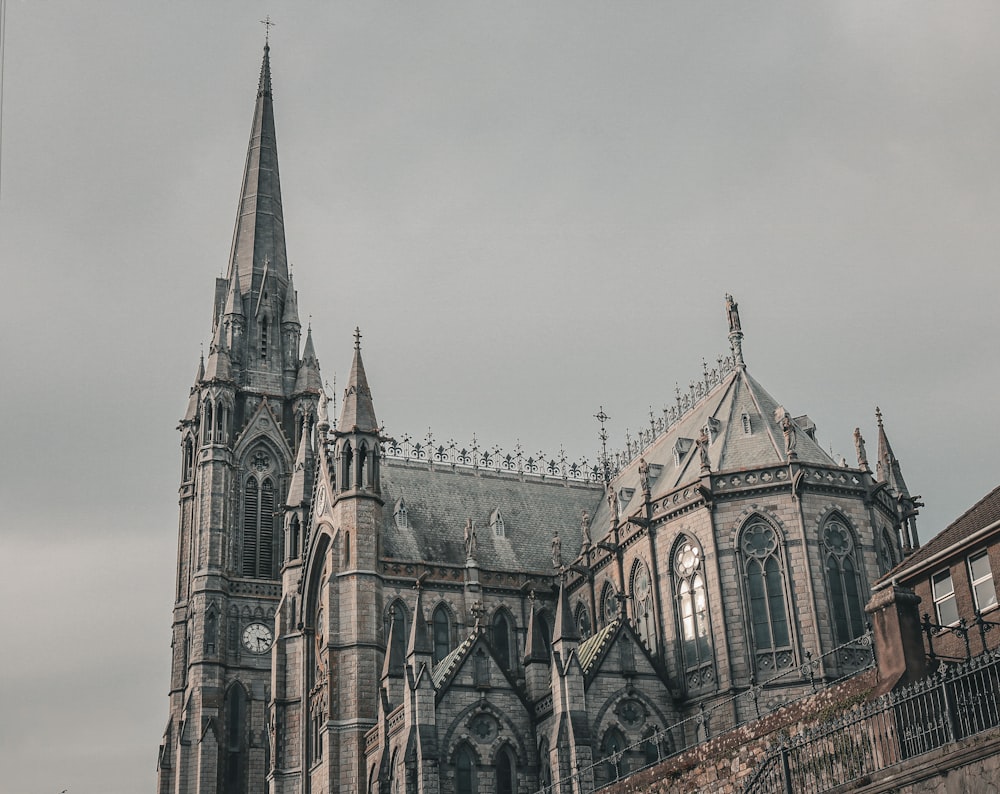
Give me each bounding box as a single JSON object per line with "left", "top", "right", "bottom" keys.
{"left": 490, "top": 508, "right": 506, "bottom": 538}
{"left": 393, "top": 497, "right": 408, "bottom": 530}
{"left": 703, "top": 416, "right": 721, "bottom": 444}
{"left": 794, "top": 414, "right": 817, "bottom": 441}
{"left": 673, "top": 438, "right": 694, "bottom": 467}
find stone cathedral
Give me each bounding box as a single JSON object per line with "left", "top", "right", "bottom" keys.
{"left": 157, "top": 46, "right": 924, "bottom": 794}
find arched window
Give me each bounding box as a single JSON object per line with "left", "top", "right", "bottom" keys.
{"left": 600, "top": 727, "right": 627, "bottom": 785}
{"left": 288, "top": 514, "right": 300, "bottom": 560}
{"left": 357, "top": 442, "right": 368, "bottom": 489}
{"left": 433, "top": 604, "right": 452, "bottom": 664}
{"left": 242, "top": 476, "right": 276, "bottom": 578}
{"left": 631, "top": 559, "right": 656, "bottom": 653}
{"left": 495, "top": 746, "right": 516, "bottom": 794}
{"left": 203, "top": 401, "right": 214, "bottom": 445}
{"left": 260, "top": 317, "right": 269, "bottom": 360}
{"left": 491, "top": 611, "right": 512, "bottom": 670}
{"left": 575, "top": 602, "right": 592, "bottom": 638}
{"left": 822, "top": 518, "right": 866, "bottom": 644}
{"left": 534, "top": 612, "right": 552, "bottom": 657}
{"left": 538, "top": 738, "right": 552, "bottom": 791}
{"left": 182, "top": 438, "right": 194, "bottom": 481}
{"left": 384, "top": 601, "right": 408, "bottom": 663}
{"left": 224, "top": 684, "right": 248, "bottom": 793}
{"left": 740, "top": 519, "right": 794, "bottom": 677}
{"left": 340, "top": 443, "right": 353, "bottom": 492}
{"left": 879, "top": 528, "right": 897, "bottom": 575}
{"left": 601, "top": 582, "right": 619, "bottom": 626}
{"left": 673, "top": 536, "right": 713, "bottom": 690}
{"left": 455, "top": 744, "right": 476, "bottom": 794}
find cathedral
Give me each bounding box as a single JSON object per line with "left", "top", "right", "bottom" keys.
{"left": 157, "top": 45, "right": 923, "bottom": 794}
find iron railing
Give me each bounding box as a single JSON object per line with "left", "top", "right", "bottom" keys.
{"left": 532, "top": 632, "right": 875, "bottom": 793}
{"left": 744, "top": 643, "right": 1000, "bottom": 794}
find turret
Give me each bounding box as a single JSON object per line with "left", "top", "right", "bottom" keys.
{"left": 876, "top": 407, "right": 922, "bottom": 552}
{"left": 282, "top": 274, "right": 302, "bottom": 376}
{"left": 333, "top": 328, "right": 381, "bottom": 496}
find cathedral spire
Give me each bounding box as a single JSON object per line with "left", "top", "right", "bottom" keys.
{"left": 294, "top": 327, "right": 323, "bottom": 394}
{"left": 875, "top": 406, "right": 910, "bottom": 497}
{"left": 227, "top": 42, "right": 288, "bottom": 297}
{"left": 338, "top": 328, "right": 378, "bottom": 433}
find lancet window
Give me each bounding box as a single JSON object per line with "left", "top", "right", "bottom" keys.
{"left": 455, "top": 744, "right": 477, "bottom": 794}
{"left": 495, "top": 746, "right": 516, "bottom": 794}
{"left": 223, "top": 683, "right": 248, "bottom": 793}
{"left": 491, "top": 611, "right": 513, "bottom": 670}
{"left": 433, "top": 604, "right": 452, "bottom": 664}
{"left": 241, "top": 455, "right": 278, "bottom": 579}
{"left": 631, "top": 559, "right": 656, "bottom": 654}
{"left": 601, "top": 582, "right": 619, "bottom": 626}
{"left": 673, "top": 536, "right": 714, "bottom": 690}
{"left": 821, "top": 517, "right": 866, "bottom": 644}
{"left": 739, "top": 518, "right": 794, "bottom": 676}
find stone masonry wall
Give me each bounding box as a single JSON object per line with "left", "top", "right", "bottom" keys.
{"left": 603, "top": 668, "right": 877, "bottom": 794}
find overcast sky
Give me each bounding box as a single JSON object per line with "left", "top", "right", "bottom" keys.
{"left": 2, "top": 2, "right": 999, "bottom": 792}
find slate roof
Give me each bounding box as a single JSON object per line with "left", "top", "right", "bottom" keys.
{"left": 879, "top": 484, "right": 1000, "bottom": 583}
{"left": 578, "top": 619, "right": 619, "bottom": 676}
{"left": 381, "top": 461, "right": 604, "bottom": 569}
{"left": 431, "top": 629, "right": 479, "bottom": 688}
{"left": 590, "top": 366, "right": 836, "bottom": 533}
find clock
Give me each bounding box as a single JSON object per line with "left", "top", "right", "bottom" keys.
{"left": 242, "top": 622, "right": 274, "bottom": 654}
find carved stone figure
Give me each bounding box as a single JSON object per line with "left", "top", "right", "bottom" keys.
{"left": 607, "top": 486, "right": 619, "bottom": 526}
{"left": 638, "top": 457, "right": 651, "bottom": 496}
{"left": 464, "top": 518, "right": 477, "bottom": 559}
{"left": 551, "top": 531, "right": 562, "bottom": 568}
{"left": 725, "top": 293, "right": 741, "bottom": 334}
{"left": 317, "top": 389, "right": 329, "bottom": 425}
{"left": 854, "top": 427, "right": 869, "bottom": 471}
{"left": 775, "top": 407, "right": 797, "bottom": 458}
{"left": 696, "top": 428, "right": 711, "bottom": 472}
{"left": 581, "top": 510, "right": 592, "bottom": 551}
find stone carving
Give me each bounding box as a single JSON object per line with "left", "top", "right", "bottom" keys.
{"left": 464, "top": 518, "right": 477, "bottom": 559}
{"left": 317, "top": 389, "right": 329, "bottom": 425}
{"left": 725, "top": 293, "right": 741, "bottom": 334}
{"left": 580, "top": 510, "right": 592, "bottom": 551}
{"left": 696, "top": 428, "right": 711, "bottom": 472}
{"left": 854, "top": 427, "right": 869, "bottom": 471}
{"left": 551, "top": 531, "right": 562, "bottom": 568}
{"left": 638, "top": 457, "right": 651, "bottom": 496}
{"left": 607, "top": 486, "right": 619, "bottom": 526}
{"left": 774, "top": 407, "right": 798, "bottom": 459}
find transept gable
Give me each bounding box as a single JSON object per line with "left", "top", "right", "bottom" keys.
{"left": 579, "top": 619, "right": 667, "bottom": 690}
{"left": 232, "top": 397, "right": 294, "bottom": 464}
{"left": 431, "top": 629, "right": 530, "bottom": 710}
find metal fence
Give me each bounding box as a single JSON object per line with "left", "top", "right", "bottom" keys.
{"left": 532, "top": 633, "right": 875, "bottom": 793}
{"left": 744, "top": 644, "right": 1000, "bottom": 794}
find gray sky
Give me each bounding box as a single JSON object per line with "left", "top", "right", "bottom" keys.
{"left": 2, "top": 2, "right": 999, "bottom": 791}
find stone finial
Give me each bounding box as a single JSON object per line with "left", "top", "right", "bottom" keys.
{"left": 725, "top": 293, "right": 745, "bottom": 366}
{"left": 854, "top": 427, "right": 869, "bottom": 472}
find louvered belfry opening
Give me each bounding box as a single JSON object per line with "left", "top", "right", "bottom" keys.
{"left": 242, "top": 475, "right": 277, "bottom": 579}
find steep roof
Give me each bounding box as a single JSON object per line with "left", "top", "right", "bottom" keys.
{"left": 380, "top": 461, "right": 603, "bottom": 570}
{"left": 879, "top": 484, "right": 1000, "bottom": 583}
{"left": 590, "top": 365, "right": 835, "bottom": 533}
{"left": 338, "top": 331, "right": 378, "bottom": 433}
{"left": 227, "top": 44, "right": 288, "bottom": 296}
{"left": 578, "top": 620, "right": 618, "bottom": 675}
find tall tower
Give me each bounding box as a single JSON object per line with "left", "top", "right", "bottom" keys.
{"left": 158, "top": 43, "right": 321, "bottom": 794}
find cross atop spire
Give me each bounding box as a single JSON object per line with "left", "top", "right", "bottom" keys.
{"left": 260, "top": 15, "right": 276, "bottom": 46}
{"left": 354, "top": 326, "right": 362, "bottom": 350}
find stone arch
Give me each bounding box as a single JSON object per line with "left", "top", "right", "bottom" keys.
{"left": 817, "top": 510, "right": 866, "bottom": 645}
{"left": 736, "top": 513, "right": 796, "bottom": 679}
{"left": 490, "top": 606, "right": 516, "bottom": 670}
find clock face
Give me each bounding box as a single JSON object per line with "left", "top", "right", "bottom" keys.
{"left": 242, "top": 622, "right": 274, "bottom": 654}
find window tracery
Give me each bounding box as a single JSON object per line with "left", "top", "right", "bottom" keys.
{"left": 739, "top": 518, "right": 794, "bottom": 676}
{"left": 631, "top": 559, "right": 656, "bottom": 653}
{"left": 673, "top": 536, "right": 714, "bottom": 690}
{"left": 822, "top": 518, "right": 866, "bottom": 645}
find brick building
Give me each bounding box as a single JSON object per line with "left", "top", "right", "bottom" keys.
{"left": 875, "top": 484, "right": 1000, "bottom": 663}
{"left": 157, "top": 45, "right": 924, "bottom": 794}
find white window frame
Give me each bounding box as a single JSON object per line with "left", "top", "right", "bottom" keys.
{"left": 968, "top": 550, "right": 998, "bottom": 614}
{"left": 932, "top": 568, "right": 959, "bottom": 626}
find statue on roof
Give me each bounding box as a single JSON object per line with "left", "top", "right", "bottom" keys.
{"left": 464, "top": 518, "right": 477, "bottom": 560}
{"left": 696, "top": 428, "right": 711, "bottom": 472}
{"left": 853, "top": 427, "right": 869, "bottom": 472}
{"left": 725, "top": 293, "right": 741, "bottom": 334}
{"left": 774, "top": 407, "right": 798, "bottom": 460}
{"left": 607, "top": 486, "right": 620, "bottom": 527}
{"left": 551, "top": 530, "right": 562, "bottom": 568}
{"left": 638, "top": 457, "right": 651, "bottom": 496}
{"left": 580, "top": 510, "right": 592, "bottom": 551}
